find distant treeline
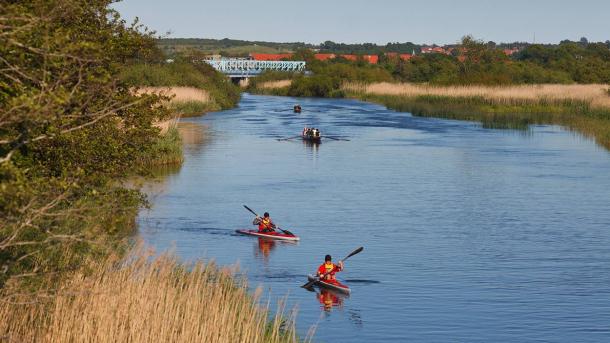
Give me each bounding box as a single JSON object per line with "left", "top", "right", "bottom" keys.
{"left": 250, "top": 36, "right": 610, "bottom": 95}
{"left": 158, "top": 37, "right": 610, "bottom": 56}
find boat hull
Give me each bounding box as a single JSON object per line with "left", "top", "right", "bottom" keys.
{"left": 307, "top": 274, "right": 351, "bottom": 294}
{"left": 236, "top": 229, "right": 300, "bottom": 241}
{"left": 302, "top": 134, "right": 321, "bottom": 143}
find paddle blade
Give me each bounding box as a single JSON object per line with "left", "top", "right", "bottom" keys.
{"left": 301, "top": 277, "right": 318, "bottom": 289}
{"left": 343, "top": 246, "right": 364, "bottom": 261}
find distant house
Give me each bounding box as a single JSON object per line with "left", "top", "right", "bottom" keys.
{"left": 502, "top": 48, "right": 520, "bottom": 56}
{"left": 249, "top": 53, "right": 294, "bottom": 61}
{"left": 421, "top": 46, "right": 447, "bottom": 54}
{"left": 313, "top": 53, "right": 336, "bottom": 61}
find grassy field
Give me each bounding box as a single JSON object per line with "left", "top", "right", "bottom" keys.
{"left": 345, "top": 82, "right": 610, "bottom": 149}
{"left": 0, "top": 249, "right": 303, "bottom": 343}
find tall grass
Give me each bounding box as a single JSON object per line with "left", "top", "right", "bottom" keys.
{"left": 345, "top": 82, "right": 610, "bottom": 150}
{"left": 138, "top": 86, "right": 219, "bottom": 117}
{"left": 258, "top": 80, "right": 293, "bottom": 89}
{"left": 0, "top": 250, "right": 304, "bottom": 343}
{"left": 140, "top": 126, "right": 184, "bottom": 166}
{"left": 121, "top": 62, "right": 241, "bottom": 113}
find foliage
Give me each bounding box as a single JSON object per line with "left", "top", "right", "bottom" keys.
{"left": 0, "top": 0, "right": 169, "bottom": 289}
{"left": 119, "top": 61, "right": 241, "bottom": 110}
{"left": 140, "top": 127, "right": 184, "bottom": 166}
{"left": 250, "top": 59, "right": 393, "bottom": 97}
{"left": 388, "top": 36, "right": 610, "bottom": 85}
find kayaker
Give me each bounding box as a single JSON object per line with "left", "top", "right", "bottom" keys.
{"left": 317, "top": 255, "right": 344, "bottom": 284}
{"left": 253, "top": 212, "right": 276, "bottom": 233}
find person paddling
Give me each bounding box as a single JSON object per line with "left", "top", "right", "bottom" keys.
{"left": 317, "top": 254, "right": 344, "bottom": 284}
{"left": 253, "top": 212, "right": 276, "bottom": 233}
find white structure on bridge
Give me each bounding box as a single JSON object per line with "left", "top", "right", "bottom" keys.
{"left": 204, "top": 59, "right": 306, "bottom": 78}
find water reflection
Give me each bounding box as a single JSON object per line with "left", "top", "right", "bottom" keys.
{"left": 302, "top": 139, "right": 320, "bottom": 152}
{"left": 254, "top": 237, "right": 276, "bottom": 263}
{"left": 315, "top": 288, "right": 346, "bottom": 312}
{"left": 177, "top": 121, "right": 210, "bottom": 153}
{"left": 253, "top": 238, "right": 298, "bottom": 264}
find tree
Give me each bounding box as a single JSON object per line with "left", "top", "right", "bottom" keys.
{"left": 1, "top": 0, "right": 167, "bottom": 289}
{"left": 579, "top": 37, "right": 589, "bottom": 46}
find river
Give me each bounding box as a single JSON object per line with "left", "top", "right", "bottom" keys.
{"left": 138, "top": 93, "right": 610, "bottom": 342}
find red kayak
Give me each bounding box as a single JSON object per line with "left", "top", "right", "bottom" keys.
{"left": 307, "top": 274, "right": 350, "bottom": 294}
{"left": 236, "top": 229, "right": 300, "bottom": 241}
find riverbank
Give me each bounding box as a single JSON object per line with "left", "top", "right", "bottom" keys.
{"left": 0, "top": 248, "right": 300, "bottom": 343}
{"left": 251, "top": 80, "right": 610, "bottom": 150}
{"left": 139, "top": 86, "right": 218, "bottom": 118}
{"left": 345, "top": 82, "right": 610, "bottom": 149}
{"left": 121, "top": 62, "right": 241, "bottom": 117}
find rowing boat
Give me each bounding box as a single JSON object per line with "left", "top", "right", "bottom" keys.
{"left": 307, "top": 274, "right": 350, "bottom": 294}
{"left": 302, "top": 132, "right": 321, "bottom": 143}
{"left": 236, "top": 229, "right": 300, "bottom": 241}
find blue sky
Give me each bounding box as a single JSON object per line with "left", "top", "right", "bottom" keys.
{"left": 112, "top": 0, "right": 610, "bottom": 45}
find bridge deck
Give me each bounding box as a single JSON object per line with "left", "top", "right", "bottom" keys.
{"left": 204, "top": 59, "right": 306, "bottom": 78}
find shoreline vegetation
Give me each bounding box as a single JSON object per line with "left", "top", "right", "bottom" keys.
{"left": 250, "top": 80, "right": 610, "bottom": 150}
{"left": 120, "top": 61, "right": 241, "bottom": 117}
{"left": 1, "top": 248, "right": 301, "bottom": 343}
{"left": 1, "top": 1, "right": 296, "bottom": 342}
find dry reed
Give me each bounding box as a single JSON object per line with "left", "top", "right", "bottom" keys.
{"left": 137, "top": 86, "right": 212, "bottom": 103}
{"left": 344, "top": 82, "right": 610, "bottom": 109}
{"left": 0, "top": 249, "right": 304, "bottom": 343}
{"left": 258, "top": 80, "right": 292, "bottom": 89}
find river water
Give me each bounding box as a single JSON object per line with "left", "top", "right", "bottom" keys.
{"left": 138, "top": 93, "right": 610, "bottom": 342}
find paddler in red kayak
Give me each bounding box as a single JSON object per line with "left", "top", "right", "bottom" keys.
{"left": 317, "top": 254, "right": 344, "bottom": 284}
{"left": 253, "top": 212, "right": 276, "bottom": 233}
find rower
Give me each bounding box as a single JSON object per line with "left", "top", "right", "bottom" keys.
{"left": 317, "top": 254, "right": 344, "bottom": 284}
{"left": 253, "top": 212, "right": 276, "bottom": 233}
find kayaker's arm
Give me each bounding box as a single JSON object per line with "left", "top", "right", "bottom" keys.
{"left": 252, "top": 216, "right": 261, "bottom": 225}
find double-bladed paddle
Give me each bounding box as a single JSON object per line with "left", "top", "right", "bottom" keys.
{"left": 324, "top": 136, "right": 350, "bottom": 141}
{"left": 301, "top": 246, "right": 364, "bottom": 289}
{"left": 243, "top": 205, "right": 295, "bottom": 236}
{"left": 276, "top": 135, "right": 301, "bottom": 141}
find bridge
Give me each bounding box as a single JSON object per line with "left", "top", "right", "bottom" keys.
{"left": 203, "top": 59, "right": 306, "bottom": 78}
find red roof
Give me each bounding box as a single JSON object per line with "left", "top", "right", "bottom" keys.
{"left": 250, "top": 53, "right": 294, "bottom": 61}
{"left": 314, "top": 53, "right": 336, "bottom": 61}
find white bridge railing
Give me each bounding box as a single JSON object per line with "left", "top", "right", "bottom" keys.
{"left": 204, "top": 59, "right": 306, "bottom": 78}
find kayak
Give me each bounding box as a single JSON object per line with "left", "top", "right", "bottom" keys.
{"left": 235, "top": 229, "right": 300, "bottom": 241}
{"left": 307, "top": 274, "right": 351, "bottom": 294}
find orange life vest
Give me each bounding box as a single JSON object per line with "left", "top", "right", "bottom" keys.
{"left": 317, "top": 262, "right": 341, "bottom": 282}
{"left": 258, "top": 217, "right": 273, "bottom": 231}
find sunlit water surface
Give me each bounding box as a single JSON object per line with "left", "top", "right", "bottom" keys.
{"left": 139, "top": 94, "right": 610, "bottom": 342}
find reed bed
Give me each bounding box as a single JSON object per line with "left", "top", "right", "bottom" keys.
{"left": 344, "top": 82, "right": 610, "bottom": 109}
{"left": 0, "top": 250, "right": 303, "bottom": 343}
{"left": 138, "top": 87, "right": 218, "bottom": 116}
{"left": 344, "top": 82, "right": 610, "bottom": 150}
{"left": 258, "top": 80, "right": 293, "bottom": 89}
